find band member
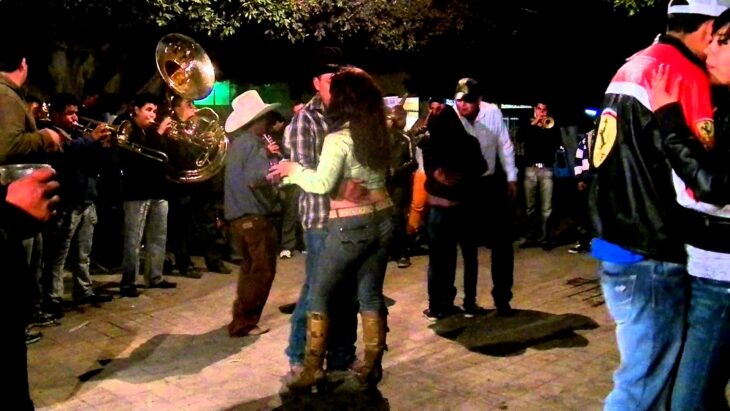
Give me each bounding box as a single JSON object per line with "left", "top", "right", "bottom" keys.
{"left": 118, "top": 93, "right": 177, "bottom": 297}
{"left": 39, "top": 92, "right": 112, "bottom": 316}
{"left": 517, "top": 100, "right": 562, "bottom": 250}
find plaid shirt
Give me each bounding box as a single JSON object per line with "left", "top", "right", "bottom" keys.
{"left": 285, "top": 94, "right": 330, "bottom": 229}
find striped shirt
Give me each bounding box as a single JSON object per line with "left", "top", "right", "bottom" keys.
{"left": 285, "top": 94, "right": 330, "bottom": 229}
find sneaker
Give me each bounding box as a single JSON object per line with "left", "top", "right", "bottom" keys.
{"left": 149, "top": 280, "right": 177, "bottom": 289}
{"left": 120, "top": 286, "right": 140, "bottom": 298}
{"left": 422, "top": 308, "right": 444, "bottom": 322}
{"left": 568, "top": 242, "right": 590, "bottom": 254}
{"left": 30, "top": 311, "right": 59, "bottom": 327}
{"left": 397, "top": 256, "right": 411, "bottom": 268}
{"left": 462, "top": 304, "right": 488, "bottom": 318}
{"left": 279, "top": 249, "right": 292, "bottom": 259}
{"left": 26, "top": 329, "right": 42, "bottom": 345}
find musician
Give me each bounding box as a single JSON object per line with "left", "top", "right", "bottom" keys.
{"left": 223, "top": 90, "right": 281, "bottom": 337}
{"left": 38, "top": 93, "right": 112, "bottom": 315}
{"left": 516, "top": 100, "right": 562, "bottom": 250}
{"left": 118, "top": 92, "right": 177, "bottom": 297}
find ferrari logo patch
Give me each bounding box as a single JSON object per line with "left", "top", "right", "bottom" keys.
{"left": 695, "top": 119, "right": 714, "bottom": 148}
{"left": 593, "top": 109, "right": 617, "bottom": 168}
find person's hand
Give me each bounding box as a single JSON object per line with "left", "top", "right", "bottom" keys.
{"left": 266, "top": 141, "right": 281, "bottom": 157}
{"left": 267, "top": 160, "right": 295, "bottom": 184}
{"left": 38, "top": 128, "right": 65, "bottom": 151}
{"left": 157, "top": 116, "right": 174, "bottom": 136}
{"left": 649, "top": 64, "right": 681, "bottom": 111}
{"left": 434, "top": 168, "right": 460, "bottom": 186}
{"left": 577, "top": 181, "right": 588, "bottom": 191}
{"left": 90, "top": 122, "right": 112, "bottom": 142}
{"left": 507, "top": 181, "right": 518, "bottom": 201}
{"left": 6, "top": 167, "right": 60, "bottom": 222}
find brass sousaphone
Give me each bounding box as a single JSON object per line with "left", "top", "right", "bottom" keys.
{"left": 155, "top": 33, "right": 228, "bottom": 183}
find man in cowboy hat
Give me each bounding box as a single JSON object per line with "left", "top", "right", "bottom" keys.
{"left": 223, "top": 90, "right": 282, "bottom": 337}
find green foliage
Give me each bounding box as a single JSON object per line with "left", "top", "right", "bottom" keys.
{"left": 610, "top": 0, "right": 658, "bottom": 15}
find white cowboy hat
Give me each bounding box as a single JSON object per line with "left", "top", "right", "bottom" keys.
{"left": 224, "top": 90, "right": 281, "bottom": 133}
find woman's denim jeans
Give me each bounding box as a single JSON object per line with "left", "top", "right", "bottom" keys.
{"left": 121, "top": 199, "right": 168, "bottom": 288}
{"left": 310, "top": 209, "right": 393, "bottom": 315}
{"left": 599, "top": 259, "right": 687, "bottom": 411}
{"left": 671, "top": 276, "right": 730, "bottom": 411}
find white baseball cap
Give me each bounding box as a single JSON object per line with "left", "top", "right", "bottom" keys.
{"left": 668, "top": 0, "right": 730, "bottom": 17}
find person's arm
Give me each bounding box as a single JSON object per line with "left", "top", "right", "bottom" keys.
{"left": 656, "top": 103, "right": 730, "bottom": 205}
{"left": 494, "top": 109, "right": 518, "bottom": 182}
{"left": 287, "top": 133, "right": 347, "bottom": 194}
{"left": 0, "top": 96, "right": 57, "bottom": 162}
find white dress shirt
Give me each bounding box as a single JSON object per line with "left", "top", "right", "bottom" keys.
{"left": 457, "top": 102, "right": 518, "bottom": 182}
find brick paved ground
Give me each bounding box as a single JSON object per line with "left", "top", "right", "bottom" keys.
{"left": 30, "top": 245, "right": 617, "bottom": 410}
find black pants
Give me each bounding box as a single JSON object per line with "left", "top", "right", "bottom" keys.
{"left": 473, "top": 176, "right": 514, "bottom": 306}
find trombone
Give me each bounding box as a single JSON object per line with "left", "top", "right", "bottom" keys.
{"left": 73, "top": 117, "right": 169, "bottom": 163}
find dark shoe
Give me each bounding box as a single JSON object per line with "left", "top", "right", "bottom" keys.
{"left": 207, "top": 263, "right": 232, "bottom": 274}
{"left": 519, "top": 239, "right": 539, "bottom": 248}
{"left": 540, "top": 240, "right": 555, "bottom": 251}
{"left": 462, "top": 304, "right": 488, "bottom": 318}
{"left": 120, "top": 286, "right": 140, "bottom": 298}
{"left": 42, "top": 301, "right": 64, "bottom": 320}
{"left": 496, "top": 303, "right": 515, "bottom": 317}
{"left": 396, "top": 256, "right": 411, "bottom": 269}
{"left": 568, "top": 242, "right": 590, "bottom": 254}
{"left": 278, "top": 302, "right": 297, "bottom": 314}
{"left": 181, "top": 268, "right": 203, "bottom": 279}
{"left": 26, "top": 329, "right": 42, "bottom": 345}
{"left": 423, "top": 308, "right": 443, "bottom": 322}
{"left": 75, "top": 293, "right": 113, "bottom": 305}
{"left": 149, "top": 280, "right": 177, "bottom": 289}
{"left": 30, "top": 311, "right": 60, "bottom": 327}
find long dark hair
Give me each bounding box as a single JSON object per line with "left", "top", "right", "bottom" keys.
{"left": 327, "top": 66, "right": 389, "bottom": 171}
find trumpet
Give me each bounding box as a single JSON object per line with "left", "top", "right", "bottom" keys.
{"left": 531, "top": 116, "right": 555, "bottom": 129}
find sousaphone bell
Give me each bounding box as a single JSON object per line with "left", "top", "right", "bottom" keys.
{"left": 154, "top": 33, "right": 228, "bottom": 183}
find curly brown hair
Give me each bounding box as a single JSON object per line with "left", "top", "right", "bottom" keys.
{"left": 327, "top": 66, "right": 389, "bottom": 171}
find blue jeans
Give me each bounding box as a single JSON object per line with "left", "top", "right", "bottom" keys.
{"left": 121, "top": 200, "right": 168, "bottom": 288}
{"left": 599, "top": 259, "right": 687, "bottom": 411}
{"left": 310, "top": 209, "right": 393, "bottom": 314}
{"left": 671, "top": 276, "right": 730, "bottom": 411}
{"left": 285, "top": 228, "right": 359, "bottom": 369}
{"left": 42, "top": 204, "right": 97, "bottom": 301}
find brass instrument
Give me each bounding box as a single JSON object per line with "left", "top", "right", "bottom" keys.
{"left": 531, "top": 116, "right": 555, "bottom": 129}
{"left": 407, "top": 110, "right": 431, "bottom": 146}
{"left": 74, "top": 117, "right": 169, "bottom": 162}
{"left": 151, "top": 33, "right": 228, "bottom": 183}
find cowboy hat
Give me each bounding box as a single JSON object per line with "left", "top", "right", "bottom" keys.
{"left": 224, "top": 90, "right": 281, "bottom": 133}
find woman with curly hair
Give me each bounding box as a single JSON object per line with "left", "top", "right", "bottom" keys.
{"left": 270, "top": 66, "right": 393, "bottom": 391}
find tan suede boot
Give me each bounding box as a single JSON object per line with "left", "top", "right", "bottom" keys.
{"left": 286, "top": 312, "right": 328, "bottom": 392}
{"left": 355, "top": 311, "right": 387, "bottom": 388}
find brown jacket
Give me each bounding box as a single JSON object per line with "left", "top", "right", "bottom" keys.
{"left": 0, "top": 74, "right": 54, "bottom": 164}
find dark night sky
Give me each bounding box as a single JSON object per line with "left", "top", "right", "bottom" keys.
{"left": 13, "top": 1, "right": 667, "bottom": 123}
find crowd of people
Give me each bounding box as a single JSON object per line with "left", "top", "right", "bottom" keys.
{"left": 3, "top": 0, "right": 730, "bottom": 408}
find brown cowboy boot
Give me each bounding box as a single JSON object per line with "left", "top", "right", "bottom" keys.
{"left": 286, "top": 312, "right": 328, "bottom": 392}
{"left": 355, "top": 311, "right": 387, "bottom": 388}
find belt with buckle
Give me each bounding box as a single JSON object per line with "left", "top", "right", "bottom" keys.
{"left": 531, "top": 163, "right": 548, "bottom": 169}
{"left": 329, "top": 198, "right": 393, "bottom": 219}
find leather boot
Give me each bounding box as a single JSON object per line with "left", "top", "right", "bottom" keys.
{"left": 286, "top": 312, "right": 328, "bottom": 392}
{"left": 355, "top": 311, "right": 387, "bottom": 388}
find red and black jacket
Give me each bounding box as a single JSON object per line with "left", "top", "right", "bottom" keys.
{"left": 590, "top": 35, "right": 715, "bottom": 263}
